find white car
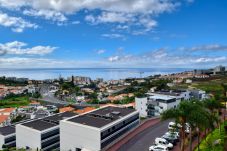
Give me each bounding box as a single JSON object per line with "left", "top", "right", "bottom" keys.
{"left": 155, "top": 138, "right": 173, "bottom": 149}
{"left": 165, "top": 131, "right": 180, "bottom": 138}
{"left": 168, "top": 122, "right": 190, "bottom": 133}
{"left": 149, "top": 144, "right": 169, "bottom": 151}
{"left": 168, "top": 122, "right": 181, "bottom": 130}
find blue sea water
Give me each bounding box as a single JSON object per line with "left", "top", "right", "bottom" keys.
{"left": 0, "top": 68, "right": 190, "bottom": 80}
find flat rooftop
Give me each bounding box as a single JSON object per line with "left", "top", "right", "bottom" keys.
{"left": 149, "top": 95, "right": 175, "bottom": 100}
{"left": 0, "top": 126, "right": 15, "bottom": 136}
{"left": 68, "top": 106, "right": 136, "bottom": 128}
{"left": 22, "top": 120, "right": 57, "bottom": 131}
{"left": 21, "top": 112, "right": 76, "bottom": 131}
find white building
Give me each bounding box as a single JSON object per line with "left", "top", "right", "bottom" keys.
{"left": 136, "top": 90, "right": 191, "bottom": 118}
{"left": 60, "top": 106, "right": 140, "bottom": 151}
{"left": 0, "top": 126, "right": 16, "bottom": 150}
{"left": 136, "top": 95, "right": 180, "bottom": 117}
{"left": 189, "top": 89, "right": 209, "bottom": 100}
{"left": 16, "top": 112, "right": 76, "bottom": 151}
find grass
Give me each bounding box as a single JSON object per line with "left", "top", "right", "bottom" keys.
{"left": 194, "top": 122, "right": 226, "bottom": 151}
{"left": 0, "top": 96, "right": 30, "bottom": 108}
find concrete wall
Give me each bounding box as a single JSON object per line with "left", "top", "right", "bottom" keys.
{"left": 16, "top": 124, "right": 41, "bottom": 150}
{"left": 60, "top": 121, "right": 100, "bottom": 151}
{"left": 135, "top": 97, "right": 148, "bottom": 117}
{"left": 0, "top": 135, "right": 4, "bottom": 150}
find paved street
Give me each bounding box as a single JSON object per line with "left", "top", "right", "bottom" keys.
{"left": 118, "top": 119, "right": 171, "bottom": 151}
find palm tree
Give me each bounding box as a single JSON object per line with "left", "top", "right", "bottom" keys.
{"left": 161, "top": 101, "right": 199, "bottom": 151}
{"left": 203, "top": 98, "right": 222, "bottom": 133}
{"left": 189, "top": 105, "right": 213, "bottom": 151}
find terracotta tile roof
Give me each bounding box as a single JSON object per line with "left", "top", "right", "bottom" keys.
{"left": 29, "top": 101, "right": 41, "bottom": 105}
{"left": 0, "top": 108, "right": 15, "bottom": 113}
{"left": 0, "top": 115, "right": 9, "bottom": 123}
{"left": 59, "top": 106, "right": 74, "bottom": 113}
{"left": 74, "top": 107, "right": 95, "bottom": 114}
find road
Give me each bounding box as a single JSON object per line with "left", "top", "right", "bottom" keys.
{"left": 118, "top": 119, "right": 171, "bottom": 151}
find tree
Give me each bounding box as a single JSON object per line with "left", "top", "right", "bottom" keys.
{"left": 188, "top": 104, "right": 211, "bottom": 151}
{"left": 161, "top": 101, "right": 197, "bottom": 151}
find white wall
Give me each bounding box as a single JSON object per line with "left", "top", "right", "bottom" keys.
{"left": 0, "top": 135, "right": 5, "bottom": 150}
{"left": 60, "top": 121, "right": 101, "bottom": 151}
{"left": 135, "top": 97, "right": 148, "bottom": 117}
{"left": 16, "top": 124, "right": 41, "bottom": 150}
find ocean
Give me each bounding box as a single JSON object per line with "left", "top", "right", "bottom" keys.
{"left": 0, "top": 68, "right": 190, "bottom": 80}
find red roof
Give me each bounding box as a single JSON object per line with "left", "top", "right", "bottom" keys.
{"left": 0, "top": 115, "right": 9, "bottom": 123}
{"left": 0, "top": 108, "right": 15, "bottom": 113}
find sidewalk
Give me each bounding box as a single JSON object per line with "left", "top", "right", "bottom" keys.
{"left": 106, "top": 117, "right": 160, "bottom": 151}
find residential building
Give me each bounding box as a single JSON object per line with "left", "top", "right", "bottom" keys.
{"left": 16, "top": 112, "right": 76, "bottom": 151}
{"left": 0, "top": 126, "right": 16, "bottom": 150}
{"left": 0, "top": 115, "right": 10, "bottom": 127}
{"left": 136, "top": 95, "right": 179, "bottom": 117}
{"left": 189, "top": 89, "right": 209, "bottom": 100}
{"left": 60, "top": 106, "right": 140, "bottom": 151}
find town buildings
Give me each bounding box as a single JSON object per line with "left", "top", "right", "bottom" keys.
{"left": 135, "top": 90, "right": 197, "bottom": 117}
{"left": 0, "top": 126, "right": 16, "bottom": 150}
{"left": 16, "top": 112, "right": 76, "bottom": 151}
{"left": 60, "top": 106, "right": 140, "bottom": 151}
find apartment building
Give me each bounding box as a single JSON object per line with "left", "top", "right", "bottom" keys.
{"left": 0, "top": 126, "right": 16, "bottom": 150}
{"left": 16, "top": 112, "right": 76, "bottom": 151}
{"left": 136, "top": 95, "right": 179, "bottom": 117}
{"left": 135, "top": 90, "right": 191, "bottom": 117}
{"left": 60, "top": 106, "right": 140, "bottom": 151}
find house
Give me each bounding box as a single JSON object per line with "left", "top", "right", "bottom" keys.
{"left": 59, "top": 106, "right": 75, "bottom": 113}
{"left": 0, "top": 115, "right": 10, "bottom": 127}
{"left": 60, "top": 106, "right": 140, "bottom": 151}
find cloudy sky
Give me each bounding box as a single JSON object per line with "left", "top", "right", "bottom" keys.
{"left": 0, "top": 0, "right": 227, "bottom": 68}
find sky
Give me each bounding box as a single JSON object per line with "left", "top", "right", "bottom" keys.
{"left": 0, "top": 0, "right": 227, "bottom": 69}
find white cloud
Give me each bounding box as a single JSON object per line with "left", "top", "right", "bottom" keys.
{"left": 179, "top": 44, "right": 227, "bottom": 51}
{"left": 0, "top": 41, "right": 57, "bottom": 55}
{"left": 0, "top": 57, "right": 64, "bottom": 68}
{"left": 0, "top": 0, "right": 182, "bottom": 33}
{"left": 72, "top": 21, "right": 80, "bottom": 25}
{"left": 108, "top": 56, "right": 120, "bottom": 62}
{"left": 0, "top": 12, "right": 38, "bottom": 32}
{"left": 102, "top": 33, "right": 126, "bottom": 40}
{"left": 96, "top": 49, "right": 106, "bottom": 54}
{"left": 23, "top": 9, "right": 67, "bottom": 22}
{"left": 85, "top": 12, "right": 135, "bottom": 24}
{"left": 0, "top": 0, "right": 178, "bottom": 14}
{"left": 106, "top": 47, "right": 227, "bottom": 67}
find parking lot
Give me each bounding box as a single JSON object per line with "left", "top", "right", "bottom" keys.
{"left": 118, "top": 119, "right": 171, "bottom": 151}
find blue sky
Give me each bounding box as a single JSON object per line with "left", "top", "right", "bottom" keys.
{"left": 0, "top": 0, "right": 227, "bottom": 68}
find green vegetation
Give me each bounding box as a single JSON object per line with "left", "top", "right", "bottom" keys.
{"left": 161, "top": 99, "right": 221, "bottom": 151}
{"left": 0, "top": 94, "right": 30, "bottom": 108}
{"left": 11, "top": 115, "right": 26, "bottom": 123}
{"left": 113, "top": 97, "right": 135, "bottom": 104}
{"left": 194, "top": 121, "right": 226, "bottom": 151}
{"left": 1, "top": 147, "right": 26, "bottom": 151}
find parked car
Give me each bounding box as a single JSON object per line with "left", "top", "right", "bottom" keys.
{"left": 165, "top": 131, "right": 179, "bottom": 138}
{"left": 168, "top": 122, "right": 190, "bottom": 134}
{"left": 155, "top": 138, "right": 173, "bottom": 149}
{"left": 162, "top": 133, "right": 178, "bottom": 145}
{"left": 149, "top": 144, "right": 169, "bottom": 151}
